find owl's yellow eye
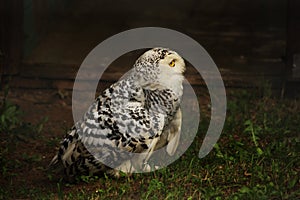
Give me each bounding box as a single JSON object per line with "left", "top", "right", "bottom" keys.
{"left": 169, "top": 60, "right": 175, "bottom": 67}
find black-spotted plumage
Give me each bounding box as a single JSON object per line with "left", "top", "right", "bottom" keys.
{"left": 49, "top": 47, "right": 186, "bottom": 179}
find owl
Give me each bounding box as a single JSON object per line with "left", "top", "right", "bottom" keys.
{"left": 49, "top": 47, "right": 186, "bottom": 180}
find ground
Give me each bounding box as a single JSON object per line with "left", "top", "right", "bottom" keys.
{"left": 0, "top": 85, "right": 299, "bottom": 199}
{"left": 0, "top": 89, "right": 73, "bottom": 198}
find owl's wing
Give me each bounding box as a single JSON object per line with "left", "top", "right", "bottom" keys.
{"left": 49, "top": 80, "right": 166, "bottom": 175}
{"left": 79, "top": 84, "right": 166, "bottom": 152}
{"left": 154, "top": 107, "right": 182, "bottom": 156}
{"left": 76, "top": 85, "right": 166, "bottom": 173}
{"left": 165, "top": 108, "right": 182, "bottom": 155}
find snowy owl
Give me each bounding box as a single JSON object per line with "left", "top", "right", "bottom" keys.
{"left": 49, "top": 47, "right": 186, "bottom": 180}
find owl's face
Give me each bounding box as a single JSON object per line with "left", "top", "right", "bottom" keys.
{"left": 134, "top": 48, "right": 185, "bottom": 78}
{"left": 156, "top": 49, "right": 185, "bottom": 75}
{"left": 138, "top": 48, "right": 185, "bottom": 73}
{"left": 134, "top": 48, "right": 185, "bottom": 94}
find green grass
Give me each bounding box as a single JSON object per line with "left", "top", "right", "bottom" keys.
{"left": 1, "top": 87, "right": 299, "bottom": 199}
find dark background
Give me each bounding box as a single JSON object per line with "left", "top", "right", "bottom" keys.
{"left": 1, "top": 0, "right": 299, "bottom": 95}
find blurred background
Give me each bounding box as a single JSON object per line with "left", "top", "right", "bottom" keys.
{"left": 1, "top": 0, "right": 299, "bottom": 95}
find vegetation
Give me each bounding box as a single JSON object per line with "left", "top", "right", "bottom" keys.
{"left": 0, "top": 87, "right": 47, "bottom": 200}
{"left": 0, "top": 86, "right": 299, "bottom": 199}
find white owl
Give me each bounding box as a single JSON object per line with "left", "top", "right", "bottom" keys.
{"left": 49, "top": 47, "right": 186, "bottom": 180}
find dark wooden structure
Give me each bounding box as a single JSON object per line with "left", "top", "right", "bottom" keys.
{"left": 1, "top": 0, "right": 298, "bottom": 95}
{"left": 286, "top": 0, "right": 300, "bottom": 80}
{"left": 0, "top": 0, "right": 23, "bottom": 77}
{"left": 283, "top": 0, "right": 300, "bottom": 96}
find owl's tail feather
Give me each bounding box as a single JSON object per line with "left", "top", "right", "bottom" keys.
{"left": 47, "top": 155, "right": 64, "bottom": 174}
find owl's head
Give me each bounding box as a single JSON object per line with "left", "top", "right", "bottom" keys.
{"left": 135, "top": 48, "right": 185, "bottom": 74}
{"left": 133, "top": 48, "right": 185, "bottom": 93}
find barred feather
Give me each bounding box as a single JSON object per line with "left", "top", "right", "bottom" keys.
{"left": 49, "top": 47, "right": 185, "bottom": 179}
